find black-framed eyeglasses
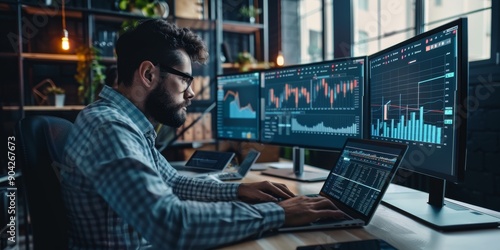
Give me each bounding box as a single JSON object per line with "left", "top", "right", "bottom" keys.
{"left": 158, "top": 64, "right": 194, "bottom": 93}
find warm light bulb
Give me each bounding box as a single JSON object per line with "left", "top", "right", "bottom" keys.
{"left": 276, "top": 51, "right": 284, "bottom": 66}
{"left": 61, "top": 29, "right": 69, "bottom": 50}
{"left": 61, "top": 37, "right": 69, "bottom": 50}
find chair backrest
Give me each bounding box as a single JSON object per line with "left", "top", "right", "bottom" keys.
{"left": 16, "top": 115, "right": 72, "bottom": 250}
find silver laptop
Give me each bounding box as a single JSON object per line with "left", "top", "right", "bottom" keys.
{"left": 276, "top": 138, "right": 408, "bottom": 232}
{"left": 210, "top": 149, "right": 261, "bottom": 181}
{"left": 176, "top": 150, "right": 235, "bottom": 177}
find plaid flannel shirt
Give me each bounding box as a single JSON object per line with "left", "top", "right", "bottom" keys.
{"left": 60, "top": 86, "right": 284, "bottom": 249}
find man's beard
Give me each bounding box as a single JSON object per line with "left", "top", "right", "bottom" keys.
{"left": 145, "top": 83, "right": 188, "bottom": 128}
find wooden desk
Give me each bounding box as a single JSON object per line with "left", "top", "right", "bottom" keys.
{"left": 219, "top": 168, "right": 500, "bottom": 250}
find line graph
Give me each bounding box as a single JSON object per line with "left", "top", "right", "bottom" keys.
{"left": 266, "top": 77, "right": 361, "bottom": 110}
{"left": 312, "top": 78, "right": 360, "bottom": 109}
{"left": 267, "top": 81, "right": 311, "bottom": 109}
{"left": 216, "top": 73, "right": 260, "bottom": 141}
{"left": 261, "top": 59, "right": 366, "bottom": 149}
{"left": 223, "top": 90, "right": 256, "bottom": 119}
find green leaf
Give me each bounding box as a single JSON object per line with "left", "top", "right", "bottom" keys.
{"left": 119, "top": 0, "right": 128, "bottom": 10}
{"left": 135, "top": 0, "right": 148, "bottom": 9}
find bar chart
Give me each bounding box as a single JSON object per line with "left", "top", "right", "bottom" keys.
{"left": 371, "top": 106, "right": 442, "bottom": 144}
{"left": 370, "top": 53, "right": 451, "bottom": 145}
{"left": 291, "top": 114, "right": 359, "bottom": 135}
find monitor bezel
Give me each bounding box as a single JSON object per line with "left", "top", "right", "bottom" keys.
{"left": 216, "top": 70, "right": 262, "bottom": 142}
{"left": 259, "top": 56, "right": 368, "bottom": 151}
{"left": 367, "top": 18, "right": 468, "bottom": 183}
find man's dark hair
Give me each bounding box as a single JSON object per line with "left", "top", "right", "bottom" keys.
{"left": 115, "top": 19, "right": 209, "bottom": 86}
{"left": 105, "top": 65, "right": 117, "bottom": 87}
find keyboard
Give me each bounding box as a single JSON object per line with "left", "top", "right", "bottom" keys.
{"left": 218, "top": 172, "right": 238, "bottom": 178}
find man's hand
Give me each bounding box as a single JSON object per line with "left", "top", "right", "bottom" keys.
{"left": 237, "top": 181, "right": 295, "bottom": 203}
{"left": 278, "top": 196, "right": 345, "bottom": 226}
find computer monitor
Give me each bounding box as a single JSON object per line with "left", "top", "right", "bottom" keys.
{"left": 369, "top": 18, "right": 498, "bottom": 230}
{"left": 216, "top": 72, "right": 260, "bottom": 141}
{"left": 261, "top": 57, "right": 367, "bottom": 181}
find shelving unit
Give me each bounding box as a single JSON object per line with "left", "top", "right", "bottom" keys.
{"left": 223, "top": 21, "right": 264, "bottom": 33}
{"left": 0, "top": 0, "right": 269, "bottom": 147}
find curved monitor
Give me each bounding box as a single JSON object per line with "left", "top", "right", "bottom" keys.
{"left": 216, "top": 72, "right": 260, "bottom": 141}
{"left": 368, "top": 18, "right": 467, "bottom": 183}
{"left": 259, "top": 57, "right": 367, "bottom": 182}
{"left": 261, "top": 57, "right": 367, "bottom": 150}
{"left": 367, "top": 18, "right": 499, "bottom": 231}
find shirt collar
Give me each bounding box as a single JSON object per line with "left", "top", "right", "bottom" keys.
{"left": 99, "top": 85, "right": 156, "bottom": 140}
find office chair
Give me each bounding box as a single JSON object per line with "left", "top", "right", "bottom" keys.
{"left": 16, "top": 115, "right": 72, "bottom": 250}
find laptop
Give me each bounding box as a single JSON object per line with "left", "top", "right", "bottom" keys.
{"left": 176, "top": 150, "right": 235, "bottom": 177}
{"left": 209, "top": 149, "right": 261, "bottom": 181}
{"left": 275, "top": 138, "right": 408, "bottom": 232}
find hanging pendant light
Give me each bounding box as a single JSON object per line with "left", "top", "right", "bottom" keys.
{"left": 61, "top": 0, "right": 69, "bottom": 50}
{"left": 276, "top": 3, "right": 283, "bottom": 67}
{"left": 276, "top": 50, "right": 284, "bottom": 66}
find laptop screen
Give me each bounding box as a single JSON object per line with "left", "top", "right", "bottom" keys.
{"left": 184, "top": 151, "right": 235, "bottom": 172}
{"left": 320, "top": 139, "right": 407, "bottom": 220}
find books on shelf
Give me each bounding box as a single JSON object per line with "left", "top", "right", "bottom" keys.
{"left": 175, "top": 0, "right": 206, "bottom": 20}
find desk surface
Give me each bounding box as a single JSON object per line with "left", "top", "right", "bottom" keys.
{"left": 219, "top": 167, "right": 500, "bottom": 250}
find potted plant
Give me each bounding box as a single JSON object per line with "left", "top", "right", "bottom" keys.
{"left": 239, "top": 5, "right": 262, "bottom": 23}
{"left": 118, "top": 0, "right": 169, "bottom": 18}
{"left": 75, "top": 46, "right": 106, "bottom": 104}
{"left": 118, "top": 0, "right": 168, "bottom": 37}
{"left": 236, "top": 51, "right": 256, "bottom": 72}
{"left": 45, "top": 86, "right": 66, "bottom": 107}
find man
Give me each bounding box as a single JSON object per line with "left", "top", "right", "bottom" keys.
{"left": 61, "top": 19, "right": 342, "bottom": 249}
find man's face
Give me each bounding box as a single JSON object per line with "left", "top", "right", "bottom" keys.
{"left": 145, "top": 82, "right": 188, "bottom": 127}
{"left": 145, "top": 51, "right": 194, "bottom": 127}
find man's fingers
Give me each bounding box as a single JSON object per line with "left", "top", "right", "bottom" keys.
{"left": 272, "top": 182, "right": 295, "bottom": 197}
{"left": 313, "top": 210, "right": 347, "bottom": 220}
{"left": 255, "top": 191, "right": 279, "bottom": 202}
{"left": 262, "top": 181, "right": 294, "bottom": 199}
{"left": 308, "top": 198, "right": 346, "bottom": 219}
{"left": 310, "top": 197, "right": 339, "bottom": 210}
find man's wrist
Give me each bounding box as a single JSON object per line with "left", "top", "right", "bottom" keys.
{"left": 234, "top": 182, "right": 242, "bottom": 199}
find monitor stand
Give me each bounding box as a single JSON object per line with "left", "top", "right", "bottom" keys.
{"left": 261, "top": 147, "right": 328, "bottom": 182}
{"left": 382, "top": 177, "right": 500, "bottom": 231}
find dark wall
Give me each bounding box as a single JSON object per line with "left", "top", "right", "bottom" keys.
{"left": 450, "top": 71, "right": 500, "bottom": 211}
{"left": 394, "top": 70, "right": 500, "bottom": 212}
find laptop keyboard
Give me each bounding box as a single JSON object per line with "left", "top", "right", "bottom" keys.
{"left": 218, "top": 173, "right": 237, "bottom": 178}
{"left": 304, "top": 194, "right": 353, "bottom": 225}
